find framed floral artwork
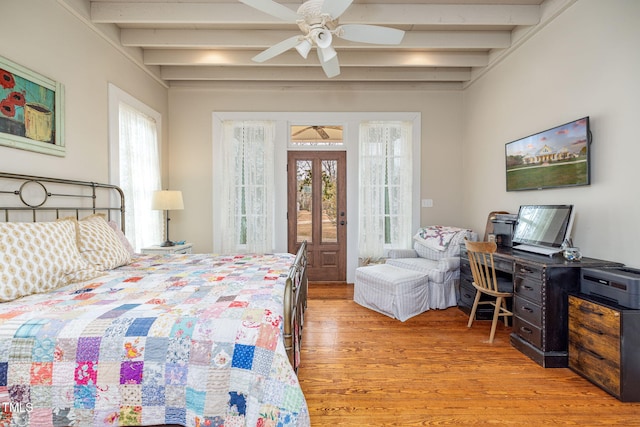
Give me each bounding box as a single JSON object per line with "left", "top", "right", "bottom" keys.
{"left": 0, "top": 55, "right": 65, "bottom": 156}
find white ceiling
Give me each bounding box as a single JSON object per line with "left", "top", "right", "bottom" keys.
{"left": 75, "top": 0, "right": 577, "bottom": 86}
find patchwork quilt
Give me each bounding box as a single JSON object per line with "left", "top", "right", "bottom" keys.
{"left": 0, "top": 252, "right": 309, "bottom": 427}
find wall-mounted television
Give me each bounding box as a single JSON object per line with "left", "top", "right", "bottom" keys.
{"left": 505, "top": 117, "right": 591, "bottom": 191}
{"left": 512, "top": 204, "right": 575, "bottom": 256}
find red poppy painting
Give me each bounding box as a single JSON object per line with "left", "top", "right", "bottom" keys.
{"left": 0, "top": 56, "right": 65, "bottom": 156}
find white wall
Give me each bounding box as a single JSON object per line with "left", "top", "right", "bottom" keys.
{"left": 462, "top": 0, "right": 640, "bottom": 266}
{"left": 0, "top": 0, "right": 168, "bottom": 183}
{"left": 10, "top": 0, "right": 635, "bottom": 274}
{"left": 168, "top": 83, "right": 466, "bottom": 267}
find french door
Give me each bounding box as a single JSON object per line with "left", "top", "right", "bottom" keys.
{"left": 288, "top": 151, "right": 346, "bottom": 282}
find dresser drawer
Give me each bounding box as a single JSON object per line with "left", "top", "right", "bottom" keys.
{"left": 569, "top": 296, "right": 621, "bottom": 361}
{"left": 569, "top": 296, "right": 620, "bottom": 367}
{"left": 514, "top": 295, "right": 542, "bottom": 327}
{"left": 514, "top": 276, "right": 543, "bottom": 304}
{"left": 569, "top": 296, "right": 620, "bottom": 336}
{"left": 569, "top": 341, "right": 621, "bottom": 398}
{"left": 568, "top": 295, "right": 623, "bottom": 399}
{"left": 513, "top": 316, "right": 542, "bottom": 348}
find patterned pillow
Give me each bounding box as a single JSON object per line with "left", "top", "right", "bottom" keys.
{"left": 0, "top": 220, "right": 101, "bottom": 302}
{"left": 76, "top": 215, "right": 132, "bottom": 270}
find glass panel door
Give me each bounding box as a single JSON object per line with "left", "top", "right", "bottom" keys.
{"left": 288, "top": 151, "right": 346, "bottom": 282}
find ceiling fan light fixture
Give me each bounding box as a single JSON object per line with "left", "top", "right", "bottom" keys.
{"left": 312, "top": 28, "right": 333, "bottom": 49}
{"left": 295, "top": 39, "right": 313, "bottom": 59}
{"left": 319, "top": 45, "right": 337, "bottom": 62}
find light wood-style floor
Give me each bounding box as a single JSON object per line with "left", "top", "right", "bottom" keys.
{"left": 297, "top": 283, "right": 640, "bottom": 426}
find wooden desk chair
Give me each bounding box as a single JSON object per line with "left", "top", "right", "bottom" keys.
{"left": 464, "top": 239, "right": 513, "bottom": 343}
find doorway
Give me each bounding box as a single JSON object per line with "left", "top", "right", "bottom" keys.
{"left": 288, "top": 151, "right": 346, "bottom": 281}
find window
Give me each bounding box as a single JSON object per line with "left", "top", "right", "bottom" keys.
{"left": 219, "top": 120, "right": 275, "bottom": 253}
{"left": 290, "top": 124, "right": 343, "bottom": 146}
{"left": 358, "top": 121, "right": 413, "bottom": 260}
{"left": 108, "top": 84, "right": 162, "bottom": 251}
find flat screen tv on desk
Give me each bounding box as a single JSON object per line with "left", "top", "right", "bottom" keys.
{"left": 511, "top": 204, "right": 574, "bottom": 256}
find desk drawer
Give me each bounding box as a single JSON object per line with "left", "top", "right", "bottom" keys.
{"left": 458, "top": 280, "right": 476, "bottom": 307}
{"left": 514, "top": 262, "right": 545, "bottom": 281}
{"left": 513, "top": 316, "right": 542, "bottom": 348}
{"left": 514, "top": 276, "right": 543, "bottom": 304}
{"left": 460, "top": 260, "right": 471, "bottom": 275}
{"left": 458, "top": 277, "right": 495, "bottom": 321}
{"left": 494, "top": 257, "right": 513, "bottom": 274}
{"left": 514, "top": 295, "right": 542, "bottom": 327}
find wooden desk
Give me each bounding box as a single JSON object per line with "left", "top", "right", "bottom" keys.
{"left": 460, "top": 246, "right": 622, "bottom": 367}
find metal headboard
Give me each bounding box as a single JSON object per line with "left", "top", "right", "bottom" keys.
{"left": 0, "top": 172, "right": 125, "bottom": 231}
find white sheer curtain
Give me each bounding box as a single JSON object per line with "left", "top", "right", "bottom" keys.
{"left": 220, "top": 120, "right": 275, "bottom": 253}
{"left": 118, "top": 101, "right": 163, "bottom": 251}
{"left": 359, "top": 121, "right": 413, "bottom": 260}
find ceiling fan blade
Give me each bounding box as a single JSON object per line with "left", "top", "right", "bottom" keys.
{"left": 315, "top": 126, "right": 331, "bottom": 139}
{"left": 337, "top": 24, "right": 405, "bottom": 45}
{"left": 321, "top": 0, "right": 353, "bottom": 19}
{"left": 238, "top": 0, "right": 299, "bottom": 22}
{"left": 292, "top": 126, "right": 313, "bottom": 137}
{"left": 317, "top": 49, "right": 340, "bottom": 78}
{"left": 252, "top": 36, "right": 301, "bottom": 62}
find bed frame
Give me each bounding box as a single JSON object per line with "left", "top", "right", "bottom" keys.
{"left": 0, "top": 171, "right": 307, "bottom": 372}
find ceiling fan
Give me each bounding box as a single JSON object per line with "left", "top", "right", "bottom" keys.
{"left": 239, "top": 0, "right": 405, "bottom": 78}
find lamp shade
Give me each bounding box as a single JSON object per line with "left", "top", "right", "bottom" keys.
{"left": 295, "top": 39, "right": 313, "bottom": 59}
{"left": 151, "top": 190, "right": 184, "bottom": 211}
{"left": 312, "top": 28, "right": 333, "bottom": 49}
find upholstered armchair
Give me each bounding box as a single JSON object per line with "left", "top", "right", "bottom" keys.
{"left": 386, "top": 226, "right": 477, "bottom": 309}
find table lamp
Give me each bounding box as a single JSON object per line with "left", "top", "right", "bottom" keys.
{"left": 151, "top": 190, "right": 184, "bottom": 247}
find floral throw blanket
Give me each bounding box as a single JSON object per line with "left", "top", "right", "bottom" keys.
{"left": 414, "top": 225, "right": 467, "bottom": 251}
{"left": 0, "top": 253, "right": 309, "bottom": 427}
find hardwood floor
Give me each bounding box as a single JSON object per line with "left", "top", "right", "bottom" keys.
{"left": 297, "top": 283, "right": 640, "bottom": 426}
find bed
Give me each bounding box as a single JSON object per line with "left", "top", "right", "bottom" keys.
{"left": 0, "top": 172, "right": 309, "bottom": 427}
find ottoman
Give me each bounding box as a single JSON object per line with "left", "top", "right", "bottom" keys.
{"left": 354, "top": 264, "right": 430, "bottom": 321}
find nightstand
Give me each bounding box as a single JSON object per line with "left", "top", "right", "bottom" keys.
{"left": 140, "top": 243, "right": 193, "bottom": 255}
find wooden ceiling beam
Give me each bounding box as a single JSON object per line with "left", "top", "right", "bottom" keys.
{"left": 160, "top": 65, "right": 472, "bottom": 82}
{"left": 144, "top": 49, "right": 488, "bottom": 67}
{"left": 92, "top": 2, "right": 539, "bottom": 26}
{"left": 122, "top": 29, "right": 511, "bottom": 50}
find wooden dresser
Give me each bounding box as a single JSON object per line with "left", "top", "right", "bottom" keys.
{"left": 568, "top": 294, "right": 640, "bottom": 401}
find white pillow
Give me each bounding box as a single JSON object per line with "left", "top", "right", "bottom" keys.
{"left": 0, "top": 220, "right": 101, "bottom": 302}
{"left": 107, "top": 220, "right": 135, "bottom": 255}
{"left": 75, "top": 214, "right": 132, "bottom": 270}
